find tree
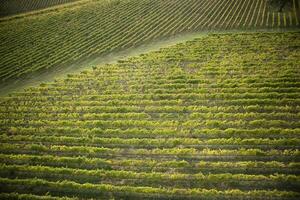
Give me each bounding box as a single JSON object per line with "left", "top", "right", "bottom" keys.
{"left": 268, "top": 0, "right": 293, "bottom": 12}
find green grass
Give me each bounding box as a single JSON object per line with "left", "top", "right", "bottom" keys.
{"left": 0, "top": 0, "right": 299, "bottom": 84}
{"left": 0, "top": 31, "right": 299, "bottom": 199}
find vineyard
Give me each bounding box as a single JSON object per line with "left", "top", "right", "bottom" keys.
{"left": 0, "top": 0, "right": 79, "bottom": 17}
{"left": 0, "top": 0, "right": 299, "bottom": 84}
{"left": 0, "top": 31, "right": 299, "bottom": 199}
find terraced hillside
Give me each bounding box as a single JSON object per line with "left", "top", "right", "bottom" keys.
{"left": 0, "top": 0, "right": 79, "bottom": 17}
{"left": 0, "top": 0, "right": 299, "bottom": 83}
{"left": 0, "top": 32, "right": 299, "bottom": 199}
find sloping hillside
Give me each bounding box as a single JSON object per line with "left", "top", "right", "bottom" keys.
{"left": 0, "top": 0, "right": 299, "bottom": 83}
{"left": 0, "top": 0, "right": 79, "bottom": 17}
{"left": 0, "top": 31, "right": 299, "bottom": 199}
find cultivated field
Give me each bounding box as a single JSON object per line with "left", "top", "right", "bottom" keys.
{"left": 0, "top": 31, "right": 299, "bottom": 199}
{"left": 0, "top": 0, "right": 79, "bottom": 17}
{"left": 0, "top": 0, "right": 299, "bottom": 83}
